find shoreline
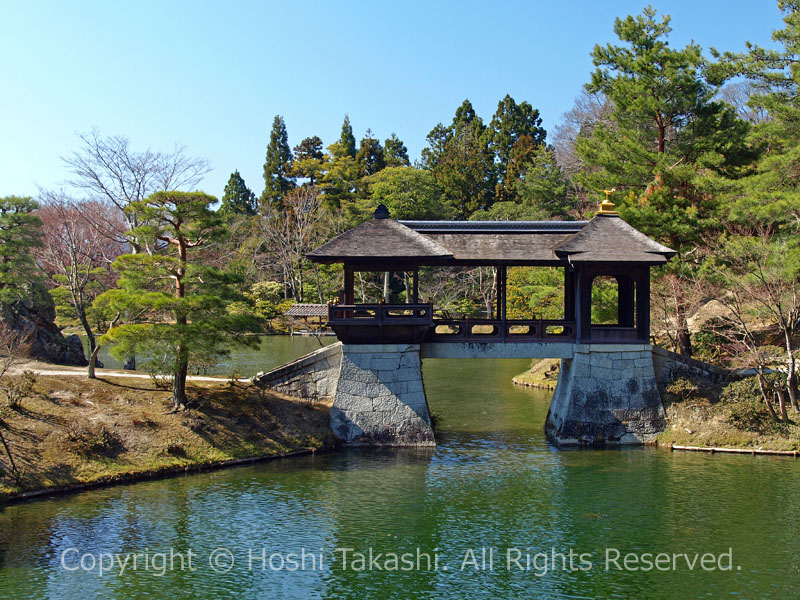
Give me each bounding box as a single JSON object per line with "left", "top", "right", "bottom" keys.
{"left": 0, "top": 373, "right": 336, "bottom": 506}
{"left": 2, "top": 447, "right": 335, "bottom": 506}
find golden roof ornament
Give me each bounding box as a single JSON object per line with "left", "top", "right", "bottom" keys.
{"left": 598, "top": 188, "right": 618, "bottom": 215}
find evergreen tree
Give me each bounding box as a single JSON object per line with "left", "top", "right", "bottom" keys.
{"left": 575, "top": 6, "right": 752, "bottom": 356}
{"left": 98, "top": 191, "right": 260, "bottom": 410}
{"left": 356, "top": 129, "right": 386, "bottom": 176}
{"left": 336, "top": 114, "right": 357, "bottom": 159}
{"left": 0, "top": 196, "right": 42, "bottom": 306}
{"left": 489, "top": 94, "right": 547, "bottom": 202}
{"left": 291, "top": 136, "right": 326, "bottom": 185}
{"left": 261, "top": 115, "right": 294, "bottom": 207}
{"left": 360, "top": 166, "right": 451, "bottom": 220}
{"left": 713, "top": 0, "right": 800, "bottom": 230}
{"left": 422, "top": 99, "right": 496, "bottom": 218}
{"left": 384, "top": 133, "right": 410, "bottom": 167}
{"left": 320, "top": 142, "right": 360, "bottom": 208}
{"left": 220, "top": 170, "right": 256, "bottom": 216}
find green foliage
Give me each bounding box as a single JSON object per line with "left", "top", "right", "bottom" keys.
{"left": 0, "top": 196, "right": 42, "bottom": 306}
{"left": 220, "top": 170, "right": 257, "bottom": 216}
{"left": 356, "top": 130, "right": 385, "bottom": 177}
{"left": 591, "top": 276, "right": 618, "bottom": 324}
{"left": 247, "top": 280, "right": 284, "bottom": 319}
{"left": 96, "top": 191, "right": 261, "bottom": 408}
{"left": 423, "top": 99, "right": 496, "bottom": 218}
{"left": 489, "top": 94, "right": 547, "bottom": 202}
{"left": 320, "top": 143, "right": 360, "bottom": 208}
{"left": 261, "top": 115, "right": 295, "bottom": 207}
{"left": 711, "top": 2, "right": 800, "bottom": 230}
{"left": 336, "top": 114, "right": 357, "bottom": 159}
{"left": 576, "top": 6, "right": 751, "bottom": 251}
{"left": 506, "top": 267, "right": 563, "bottom": 319}
{"left": 359, "top": 167, "right": 452, "bottom": 220}
{"left": 291, "top": 136, "right": 326, "bottom": 185}
{"left": 384, "top": 133, "right": 410, "bottom": 167}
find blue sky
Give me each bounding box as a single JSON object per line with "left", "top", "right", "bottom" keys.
{"left": 0, "top": 1, "right": 785, "bottom": 200}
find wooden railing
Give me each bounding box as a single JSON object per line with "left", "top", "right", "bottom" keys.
{"left": 426, "top": 318, "right": 576, "bottom": 343}
{"left": 327, "top": 304, "right": 643, "bottom": 344}
{"left": 328, "top": 303, "right": 434, "bottom": 326}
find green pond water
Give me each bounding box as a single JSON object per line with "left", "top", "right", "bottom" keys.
{"left": 2, "top": 340, "right": 800, "bottom": 599}
{"left": 82, "top": 335, "right": 337, "bottom": 377}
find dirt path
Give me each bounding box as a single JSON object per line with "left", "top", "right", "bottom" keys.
{"left": 9, "top": 360, "right": 252, "bottom": 383}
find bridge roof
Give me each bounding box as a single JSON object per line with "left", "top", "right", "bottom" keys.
{"left": 307, "top": 205, "right": 675, "bottom": 266}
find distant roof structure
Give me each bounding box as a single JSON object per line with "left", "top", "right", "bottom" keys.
{"left": 285, "top": 304, "right": 329, "bottom": 317}
{"left": 307, "top": 204, "right": 675, "bottom": 267}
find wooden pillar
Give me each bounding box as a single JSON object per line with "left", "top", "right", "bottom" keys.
{"left": 344, "top": 267, "right": 354, "bottom": 305}
{"left": 564, "top": 267, "right": 575, "bottom": 321}
{"left": 499, "top": 265, "right": 507, "bottom": 322}
{"left": 617, "top": 275, "right": 635, "bottom": 328}
{"left": 636, "top": 267, "right": 651, "bottom": 342}
{"left": 575, "top": 266, "right": 593, "bottom": 342}
{"left": 412, "top": 269, "right": 419, "bottom": 304}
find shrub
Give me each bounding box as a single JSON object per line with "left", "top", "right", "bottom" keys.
{"left": 66, "top": 422, "right": 123, "bottom": 456}
{"left": 5, "top": 370, "right": 39, "bottom": 409}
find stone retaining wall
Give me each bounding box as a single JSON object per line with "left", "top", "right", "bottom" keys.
{"left": 651, "top": 346, "right": 728, "bottom": 391}
{"left": 252, "top": 342, "right": 342, "bottom": 401}
{"left": 546, "top": 344, "right": 665, "bottom": 446}
{"left": 331, "top": 344, "right": 435, "bottom": 446}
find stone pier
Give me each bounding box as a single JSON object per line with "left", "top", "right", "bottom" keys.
{"left": 545, "top": 344, "right": 665, "bottom": 445}
{"left": 331, "top": 343, "right": 435, "bottom": 446}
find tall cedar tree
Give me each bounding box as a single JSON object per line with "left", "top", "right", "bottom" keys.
{"left": 575, "top": 6, "right": 751, "bottom": 356}
{"left": 489, "top": 94, "right": 547, "bottom": 202}
{"left": 220, "top": 170, "right": 257, "bottom": 216}
{"left": 356, "top": 129, "right": 386, "bottom": 177}
{"left": 337, "top": 115, "right": 357, "bottom": 158}
{"left": 261, "top": 115, "right": 294, "bottom": 208}
{"left": 99, "top": 191, "right": 259, "bottom": 410}
{"left": 422, "top": 99, "right": 496, "bottom": 218}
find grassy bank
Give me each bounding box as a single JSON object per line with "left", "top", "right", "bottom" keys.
{"left": 0, "top": 372, "right": 335, "bottom": 502}
{"left": 512, "top": 359, "right": 560, "bottom": 390}
{"left": 657, "top": 377, "right": 800, "bottom": 451}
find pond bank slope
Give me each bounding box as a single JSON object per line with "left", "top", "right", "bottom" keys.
{"left": 0, "top": 372, "right": 335, "bottom": 503}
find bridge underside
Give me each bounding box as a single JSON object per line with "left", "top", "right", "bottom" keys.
{"left": 326, "top": 342, "right": 665, "bottom": 447}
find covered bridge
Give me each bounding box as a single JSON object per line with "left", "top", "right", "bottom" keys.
{"left": 308, "top": 200, "right": 675, "bottom": 346}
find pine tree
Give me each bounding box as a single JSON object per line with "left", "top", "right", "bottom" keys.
{"left": 575, "top": 6, "right": 752, "bottom": 356}
{"left": 98, "top": 191, "right": 259, "bottom": 410}
{"left": 220, "top": 170, "right": 256, "bottom": 216}
{"left": 384, "top": 133, "right": 410, "bottom": 167}
{"left": 0, "top": 196, "right": 42, "bottom": 306}
{"left": 261, "top": 115, "right": 294, "bottom": 208}
{"left": 291, "top": 136, "right": 326, "bottom": 185}
{"left": 713, "top": 0, "right": 800, "bottom": 230}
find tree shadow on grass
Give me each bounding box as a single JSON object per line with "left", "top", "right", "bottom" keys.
{"left": 93, "top": 377, "right": 159, "bottom": 392}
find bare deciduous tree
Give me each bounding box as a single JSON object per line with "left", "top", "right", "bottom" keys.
{"left": 35, "top": 191, "right": 126, "bottom": 357}
{"left": 63, "top": 129, "right": 211, "bottom": 253}
{"left": 701, "top": 225, "right": 800, "bottom": 417}
{"left": 255, "top": 186, "right": 326, "bottom": 303}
